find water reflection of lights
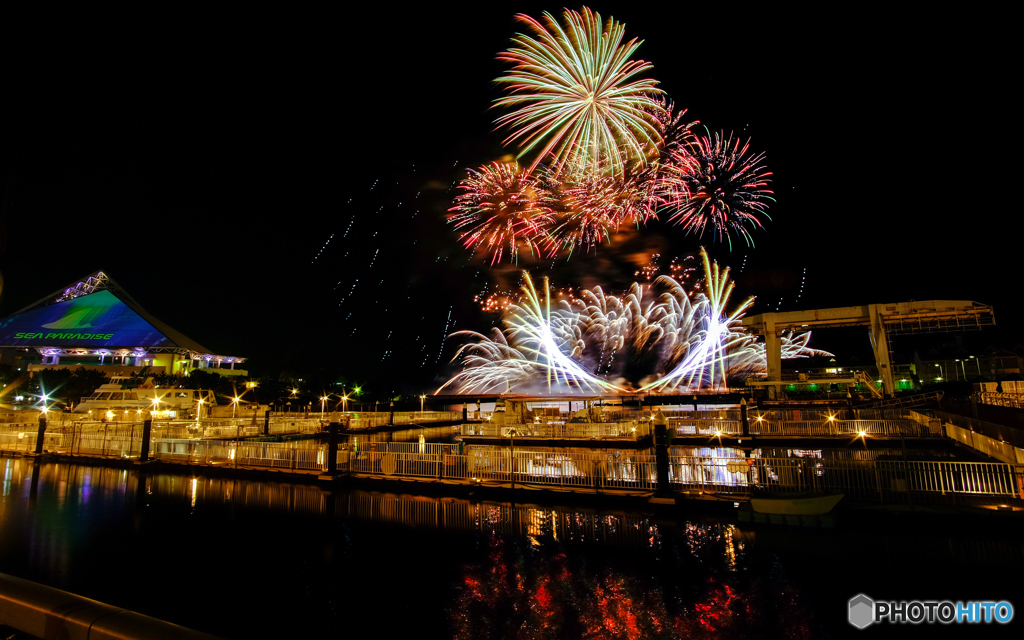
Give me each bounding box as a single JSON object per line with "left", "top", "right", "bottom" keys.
{"left": 449, "top": 521, "right": 804, "bottom": 639}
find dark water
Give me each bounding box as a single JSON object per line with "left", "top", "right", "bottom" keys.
{"left": 1, "top": 458, "right": 1021, "bottom": 639}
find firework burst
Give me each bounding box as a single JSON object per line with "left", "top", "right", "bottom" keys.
{"left": 494, "top": 7, "right": 664, "bottom": 177}
{"left": 660, "top": 131, "right": 774, "bottom": 248}
{"left": 448, "top": 161, "right": 553, "bottom": 264}
{"left": 641, "top": 249, "right": 755, "bottom": 392}
{"left": 441, "top": 248, "right": 826, "bottom": 394}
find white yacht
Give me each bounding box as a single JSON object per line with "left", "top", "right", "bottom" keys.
{"left": 74, "top": 376, "right": 216, "bottom": 419}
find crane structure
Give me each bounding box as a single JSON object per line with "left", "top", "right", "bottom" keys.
{"left": 742, "top": 300, "right": 994, "bottom": 398}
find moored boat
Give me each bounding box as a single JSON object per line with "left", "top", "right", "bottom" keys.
{"left": 749, "top": 492, "right": 844, "bottom": 515}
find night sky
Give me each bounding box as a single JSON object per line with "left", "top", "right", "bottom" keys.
{"left": 0, "top": 6, "right": 1014, "bottom": 394}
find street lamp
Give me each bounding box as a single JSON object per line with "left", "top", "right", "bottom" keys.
{"left": 419, "top": 394, "right": 426, "bottom": 413}
{"left": 342, "top": 395, "right": 349, "bottom": 412}
{"left": 955, "top": 359, "right": 967, "bottom": 380}
{"left": 232, "top": 396, "right": 241, "bottom": 419}
{"left": 934, "top": 363, "right": 944, "bottom": 381}
{"left": 320, "top": 395, "right": 328, "bottom": 421}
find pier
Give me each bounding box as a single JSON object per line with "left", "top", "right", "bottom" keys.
{"left": 2, "top": 405, "right": 1020, "bottom": 511}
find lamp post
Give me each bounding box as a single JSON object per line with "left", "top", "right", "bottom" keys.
{"left": 342, "top": 395, "right": 349, "bottom": 413}
{"left": 232, "top": 396, "right": 240, "bottom": 419}
{"left": 320, "top": 396, "right": 328, "bottom": 421}
{"left": 956, "top": 359, "right": 967, "bottom": 380}
{"left": 419, "top": 394, "right": 426, "bottom": 413}
{"left": 934, "top": 363, "right": 944, "bottom": 381}
{"left": 507, "top": 427, "right": 518, "bottom": 490}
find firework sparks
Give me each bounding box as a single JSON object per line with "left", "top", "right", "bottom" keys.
{"left": 448, "top": 161, "right": 554, "bottom": 264}
{"left": 546, "top": 164, "right": 658, "bottom": 256}
{"left": 442, "top": 248, "right": 825, "bottom": 394}
{"left": 641, "top": 249, "right": 755, "bottom": 392}
{"left": 659, "top": 131, "right": 774, "bottom": 248}
{"left": 440, "top": 273, "right": 621, "bottom": 394}
{"left": 494, "top": 7, "right": 664, "bottom": 177}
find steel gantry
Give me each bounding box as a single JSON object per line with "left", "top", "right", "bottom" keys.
{"left": 742, "top": 300, "right": 994, "bottom": 397}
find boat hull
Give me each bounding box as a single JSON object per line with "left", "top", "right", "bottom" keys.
{"left": 749, "top": 493, "right": 844, "bottom": 515}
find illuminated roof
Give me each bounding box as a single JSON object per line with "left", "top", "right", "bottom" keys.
{"left": 0, "top": 270, "right": 237, "bottom": 359}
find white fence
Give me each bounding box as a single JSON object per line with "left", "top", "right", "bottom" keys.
{"left": 343, "top": 411, "right": 460, "bottom": 430}
{"left": 3, "top": 429, "right": 1018, "bottom": 504}
{"left": 747, "top": 419, "right": 931, "bottom": 437}
{"left": 945, "top": 423, "right": 1024, "bottom": 465}
{"left": 460, "top": 421, "right": 648, "bottom": 439}
{"left": 668, "top": 456, "right": 1019, "bottom": 501}
{"left": 341, "top": 445, "right": 1019, "bottom": 502}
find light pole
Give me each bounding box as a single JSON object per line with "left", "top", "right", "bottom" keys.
{"left": 419, "top": 394, "right": 426, "bottom": 413}
{"left": 506, "top": 427, "right": 518, "bottom": 490}
{"left": 956, "top": 359, "right": 967, "bottom": 380}
{"left": 934, "top": 363, "right": 944, "bottom": 381}
{"left": 320, "top": 395, "right": 328, "bottom": 421}
{"left": 232, "top": 396, "right": 240, "bottom": 419}
{"left": 342, "top": 395, "right": 349, "bottom": 412}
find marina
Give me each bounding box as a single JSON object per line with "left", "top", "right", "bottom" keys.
{"left": 3, "top": 401, "right": 1020, "bottom": 512}
{"left": 1, "top": 455, "right": 1021, "bottom": 639}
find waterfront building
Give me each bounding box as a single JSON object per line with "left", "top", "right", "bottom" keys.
{"left": 0, "top": 271, "right": 245, "bottom": 377}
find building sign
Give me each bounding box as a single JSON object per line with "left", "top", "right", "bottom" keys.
{"left": 0, "top": 290, "right": 173, "bottom": 348}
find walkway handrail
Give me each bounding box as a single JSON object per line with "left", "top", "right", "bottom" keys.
{"left": 0, "top": 571, "right": 223, "bottom": 640}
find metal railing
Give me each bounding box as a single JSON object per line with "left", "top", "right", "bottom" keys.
{"left": 667, "top": 456, "right": 1019, "bottom": 501}
{"left": 671, "top": 418, "right": 743, "bottom": 435}
{"left": 747, "top": 419, "right": 930, "bottom": 437}
{"left": 6, "top": 431, "right": 1018, "bottom": 505}
{"left": 150, "top": 440, "right": 326, "bottom": 470}
{"left": 460, "top": 421, "right": 648, "bottom": 439}
{"left": 346, "top": 447, "right": 658, "bottom": 492}
{"left": 944, "top": 423, "right": 1024, "bottom": 465}
{"left": 931, "top": 409, "right": 1024, "bottom": 449}
{"left": 343, "top": 411, "right": 461, "bottom": 430}
{"left": 0, "top": 571, "right": 223, "bottom": 640}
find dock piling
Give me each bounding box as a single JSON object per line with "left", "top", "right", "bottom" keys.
{"left": 34, "top": 417, "right": 46, "bottom": 455}
{"left": 326, "top": 422, "right": 340, "bottom": 475}
{"left": 140, "top": 419, "right": 152, "bottom": 461}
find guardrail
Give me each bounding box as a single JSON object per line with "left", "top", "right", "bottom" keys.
{"left": 944, "top": 423, "right": 1024, "bottom": 465}
{"left": 930, "top": 409, "right": 1024, "bottom": 449}
{"left": 671, "top": 418, "right": 743, "bottom": 435}
{"left": 151, "top": 440, "right": 326, "bottom": 470}
{"left": 344, "top": 411, "right": 461, "bottom": 430}
{"left": 460, "top": 421, "right": 648, "bottom": 439}
{"left": 0, "top": 571, "right": 223, "bottom": 639}
{"left": 667, "top": 456, "right": 1019, "bottom": 501}
{"left": 747, "top": 419, "right": 932, "bottom": 437}
{"left": 348, "top": 448, "right": 658, "bottom": 492}
{"left": 5, "top": 431, "right": 1018, "bottom": 505}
